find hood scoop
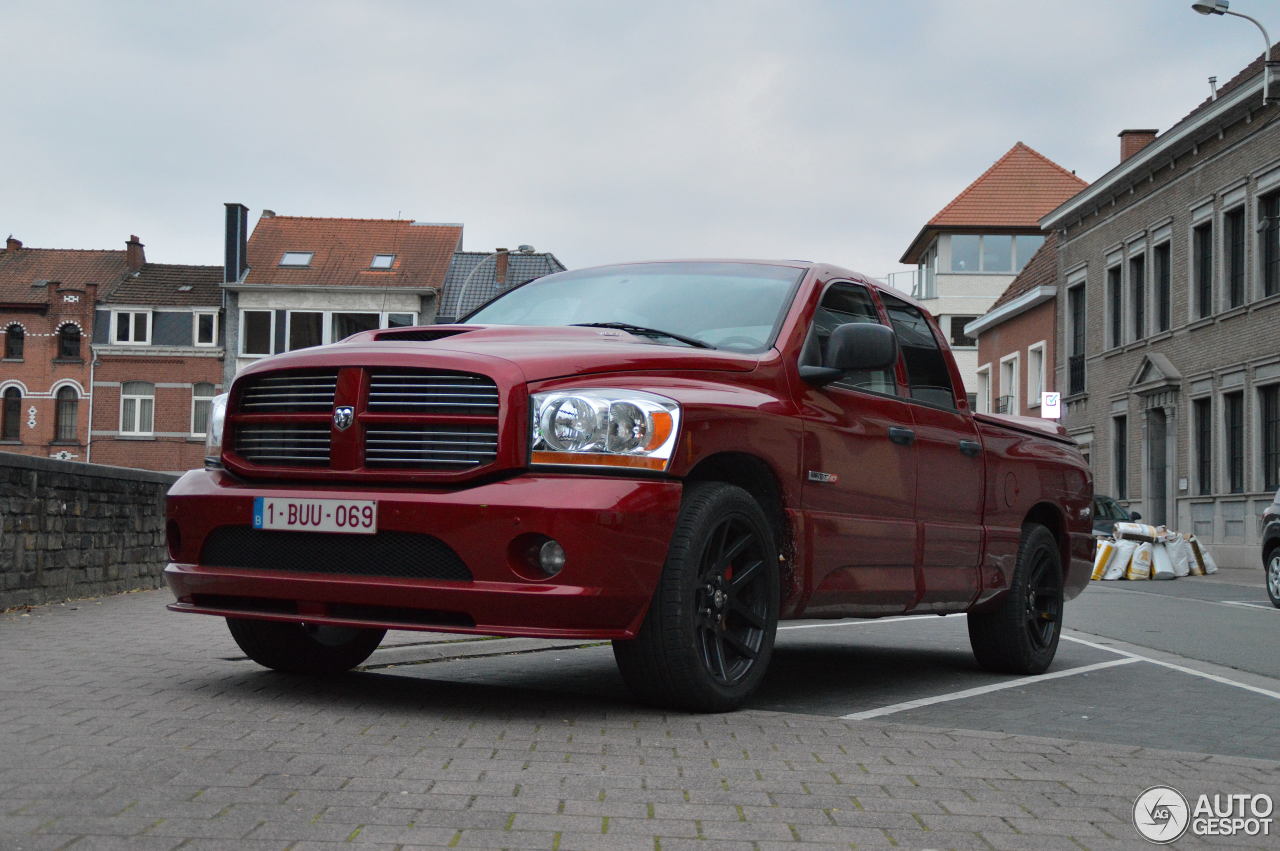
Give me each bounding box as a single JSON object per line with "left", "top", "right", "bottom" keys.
{"left": 372, "top": 327, "right": 473, "bottom": 342}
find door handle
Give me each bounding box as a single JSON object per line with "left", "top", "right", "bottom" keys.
{"left": 959, "top": 439, "right": 981, "bottom": 457}
{"left": 888, "top": 426, "right": 915, "bottom": 446}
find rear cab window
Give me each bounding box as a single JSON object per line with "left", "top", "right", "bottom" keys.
{"left": 877, "top": 292, "right": 959, "bottom": 409}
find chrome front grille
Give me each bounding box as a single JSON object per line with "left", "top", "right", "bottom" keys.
{"left": 238, "top": 370, "right": 338, "bottom": 412}
{"left": 234, "top": 424, "right": 331, "bottom": 466}
{"left": 365, "top": 425, "right": 499, "bottom": 469}
{"left": 367, "top": 370, "right": 499, "bottom": 415}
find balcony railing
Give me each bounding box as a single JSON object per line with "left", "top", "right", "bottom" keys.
{"left": 993, "top": 395, "right": 1015, "bottom": 414}
{"left": 1068, "top": 355, "right": 1086, "bottom": 395}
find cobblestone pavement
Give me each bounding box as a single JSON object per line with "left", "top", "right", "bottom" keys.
{"left": 3, "top": 591, "right": 1279, "bottom": 850}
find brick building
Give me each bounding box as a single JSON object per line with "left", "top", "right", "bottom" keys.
{"left": 89, "top": 247, "right": 223, "bottom": 472}
{"left": 900, "top": 143, "right": 1087, "bottom": 405}
{"left": 1042, "top": 44, "right": 1280, "bottom": 568}
{"left": 0, "top": 237, "right": 129, "bottom": 461}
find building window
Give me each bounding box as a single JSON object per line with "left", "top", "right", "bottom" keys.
{"left": 57, "top": 325, "right": 81, "bottom": 359}
{"left": 975, "top": 365, "right": 991, "bottom": 414}
{"left": 1107, "top": 265, "right": 1123, "bottom": 348}
{"left": 120, "top": 381, "right": 155, "bottom": 435}
{"left": 371, "top": 253, "right": 395, "bottom": 269}
{"left": 112, "top": 310, "right": 151, "bottom": 344}
{"left": 191, "top": 382, "right": 216, "bottom": 436}
{"left": 1027, "top": 342, "right": 1045, "bottom": 406}
{"left": 1129, "top": 254, "right": 1145, "bottom": 341}
{"left": 948, "top": 234, "right": 1042, "bottom": 273}
{"left": 241, "top": 310, "right": 274, "bottom": 356}
{"left": 54, "top": 386, "right": 78, "bottom": 442}
{"left": 1193, "top": 221, "right": 1214, "bottom": 318}
{"left": 1225, "top": 391, "right": 1244, "bottom": 493}
{"left": 1113, "top": 415, "right": 1128, "bottom": 500}
{"left": 1193, "top": 397, "right": 1213, "bottom": 495}
{"left": 1225, "top": 206, "right": 1246, "bottom": 309}
{"left": 1068, "top": 283, "right": 1086, "bottom": 395}
{"left": 1263, "top": 385, "right": 1280, "bottom": 492}
{"left": 1153, "top": 243, "right": 1171, "bottom": 332}
{"left": 1262, "top": 190, "right": 1280, "bottom": 298}
{"left": 279, "top": 251, "right": 313, "bottom": 267}
{"left": 194, "top": 312, "right": 218, "bottom": 346}
{"left": 949, "top": 316, "right": 977, "bottom": 348}
{"left": 387, "top": 312, "right": 415, "bottom": 327}
{"left": 287, "top": 311, "right": 324, "bottom": 350}
{"left": 998, "top": 354, "right": 1019, "bottom": 415}
{"left": 285, "top": 310, "right": 408, "bottom": 351}
{"left": 2, "top": 387, "right": 20, "bottom": 441}
{"left": 3, "top": 325, "right": 22, "bottom": 360}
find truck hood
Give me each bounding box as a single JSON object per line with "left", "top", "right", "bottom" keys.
{"left": 255, "top": 324, "right": 761, "bottom": 383}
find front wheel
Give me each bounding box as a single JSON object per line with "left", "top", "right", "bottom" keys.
{"left": 227, "top": 618, "right": 386, "bottom": 674}
{"left": 613, "top": 483, "right": 779, "bottom": 712}
{"left": 968, "top": 523, "right": 1063, "bottom": 674}
{"left": 1266, "top": 548, "right": 1280, "bottom": 609}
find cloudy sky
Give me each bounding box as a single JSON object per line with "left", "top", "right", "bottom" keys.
{"left": 2, "top": 0, "right": 1272, "bottom": 280}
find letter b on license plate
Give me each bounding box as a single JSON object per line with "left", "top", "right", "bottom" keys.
{"left": 253, "top": 497, "right": 377, "bottom": 534}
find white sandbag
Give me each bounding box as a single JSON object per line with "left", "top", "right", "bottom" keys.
{"left": 1187, "top": 535, "right": 1208, "bottom": 575}
{"left": 1092, "top": 539, "right": 1116, "bottom": 581}
{"left": 1199, "top": 541, "right": 1219, "bottom": 574}
{"left": 1114, "top": 522, "right": 1158, "bottom": 543}
{"left": 1151, "top": 541, "right": 1176, "bottom": 579}
{"left": 1126, "top": 541, "right": 1154, "bottom": 580}
{"left": 1107, "top": 539, "right": 1137, "bottom": 580}
{"left": 1168, "top": 535, "right": 1192, "bottom": 577}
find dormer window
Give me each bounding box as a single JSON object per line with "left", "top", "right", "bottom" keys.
{"left": 279, "top": 251, "right": 313, "bottom": 267}
{"left": 370, "top": 254, "right": 395, "bottom": 269}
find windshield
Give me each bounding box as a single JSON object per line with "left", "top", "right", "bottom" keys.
{"left": 463, "top": 261, "right": 804, "bottom": 353}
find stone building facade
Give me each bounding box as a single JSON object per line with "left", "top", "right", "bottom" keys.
{"left": 1043, "top": 46, "right": 1280, "bottom": 568}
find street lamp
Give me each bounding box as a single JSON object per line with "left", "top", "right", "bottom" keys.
{"left": 450, "top": 245, "right": 536, "bottom": 321}
{"left": 1192, "top": 1, "right": 1278, "bottom": 104}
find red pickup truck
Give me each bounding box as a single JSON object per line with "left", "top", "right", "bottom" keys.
{"left": 165, "top": 260, "right": 1094, "bottom": 711}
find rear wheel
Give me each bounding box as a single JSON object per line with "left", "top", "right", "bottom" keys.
{"left": 968, "top": 523, "right": 1062, "bottom": 674}
{"left": 613, "top": 483, "right": 779, "bottom": 712}
{"left": 1266, "top": 548, "right": 1280, "bottom": 609}
{"left": 227, "top": 618, "right": 385, "bottom": 674}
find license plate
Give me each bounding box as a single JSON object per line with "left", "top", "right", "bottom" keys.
{"left": 253, "top": 497, "right": 377, "bottom": 534}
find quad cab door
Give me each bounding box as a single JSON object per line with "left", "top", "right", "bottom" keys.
{"left": 878, "top": 292, "right": 985, "bottom": 611}
{"left": 796, "top": 281, "right": 919, "bottom": 616}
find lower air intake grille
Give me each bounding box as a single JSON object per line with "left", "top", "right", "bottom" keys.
{"left": 201, "top": 527, "right": 473, "bottom": 581}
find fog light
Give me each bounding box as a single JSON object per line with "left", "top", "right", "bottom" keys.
{"left": 538, "top": 540, "right": 566, "bottom": 577}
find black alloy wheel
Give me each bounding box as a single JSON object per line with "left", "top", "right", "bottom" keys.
{"left": 968, "top": 523, "right": 1063, "bottom": 675}
{"left": 613, "top": 482, "right": 779, "bottom": 712}
{"left": 1266, "top": 548, "right": 1280, "bottom": 608}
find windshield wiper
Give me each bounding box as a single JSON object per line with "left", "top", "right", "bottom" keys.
{"left": 571, "top": 322, "right": 712, "bottom": 349}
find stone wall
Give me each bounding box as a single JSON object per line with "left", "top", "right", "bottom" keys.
{"left": 0, "top": 451, "right": 177, "bottom": 608}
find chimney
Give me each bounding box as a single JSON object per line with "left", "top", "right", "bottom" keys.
{"left": 5, "top": 236, "right": 21, "bottom": 252}
{"left": 224, "top": 202, "right": 249, "bottom": 285}
{"left": 494, "top": 248, "right": 509, "bottom": 286}
{"left": 1119, "top": 129, "right": 1159, "bottom": 162}
{"left": 125, "top": 235, "right": 146, "bottom": 272}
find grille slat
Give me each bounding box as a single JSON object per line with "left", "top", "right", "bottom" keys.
{"left": 239, "top": 370, "right": 338, "bottom": 412}
{"left": 367, "top": 370, "right": 499, "bottom": 416}
{"left": 234, "top": 423, "right": 331, "bottom": 467}
{"left": 365, "top": 425, "right": 498, "bottom": 470}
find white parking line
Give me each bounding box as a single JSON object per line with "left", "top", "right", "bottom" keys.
{"left": 840, "top": 658, "right": 1139, "bottom": 720}
{"left": 1061, "top": 634, "right": 1280, "bottom": 702}
{"left": 1222, "top": 600, "right": 1280, "bottom": 612}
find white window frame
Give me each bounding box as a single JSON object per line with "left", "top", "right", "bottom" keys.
{"left": 191, "top": 382, "right": 216, "bottom": 436}
{"left": 371, "top": 253, "right": 396, "bottom": 269}
{"left": 120, "top": 381, "right": 155, "bottom": 436}
{"left": 239, "top": 309, "right": 276, "bottom": 357}
{"left": 111, "top": 309, "right": 153, "bottom": 345}
{"left": 283, "top": 310, "right": 419, "bottom": 351}
{"left": 974, "top": 364, "right": 991, "bottom": 414}
{"left": 279, "top": 251, "right": 314, "bottom": 267}
{"left": 1027, "top": 341, "right": 1046, "bottom": 408}
{"left": 193, "top": 311, "right": 218, "bottom": 347}
{"left": 999, "top": 352, "right": 1020, "bottom": 415}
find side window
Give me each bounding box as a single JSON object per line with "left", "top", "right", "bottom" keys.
{"left": 878, "top": 293, "right": 958, "bottom": 409}
{"left": 805, "top": 282, "right": 897, "bottom": 396}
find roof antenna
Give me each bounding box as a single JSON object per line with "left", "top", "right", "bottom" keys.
{"left": 1209, "top": 75, "right": 1218, "bottom": 100}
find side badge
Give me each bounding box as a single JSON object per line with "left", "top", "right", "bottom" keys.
{"left": 807, "top": 471, "right": 838, "bottom": 484}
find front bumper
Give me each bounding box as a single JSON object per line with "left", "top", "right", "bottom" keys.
{"left": 164, "top": 469, "right": 683, "bottom": 639}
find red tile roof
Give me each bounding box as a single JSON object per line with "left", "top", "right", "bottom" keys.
{"left": 243, "top": 216, "right": 463, "bottom": 288}
{"left": 900, "top": 143, "right": 1087, "bottom": 264}
{"left": 104, "top": 263, "right": 223, "bottom": 306}
{"left": 0, "top": 247, "right": 128, "bottom": 305}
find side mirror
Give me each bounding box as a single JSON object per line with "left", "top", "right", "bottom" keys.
{"left": 799, "top": 323, "right": 898, "bottom": 385}
{"left": 1129, "top": 511, "right": 1142, "bottom": 521}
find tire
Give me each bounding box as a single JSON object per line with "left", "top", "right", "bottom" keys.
{"left": 968, "top": 523, "right": 1063, "bottom": 674}
{"left": 1266, "top": 548, "right": 1280, "bottom": 609}
{"left": 226, "top": 618, "right": 385, "bottom": 674}
{"left": 612, "top": 483, "right": 779, "bottom": 712}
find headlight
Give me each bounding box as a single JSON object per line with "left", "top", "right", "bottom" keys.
{"left": 204, "top": 393, "right": 229, "bottom": 466}
{"left": 530, "top": 389, "right": 680, "bottom": 471}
